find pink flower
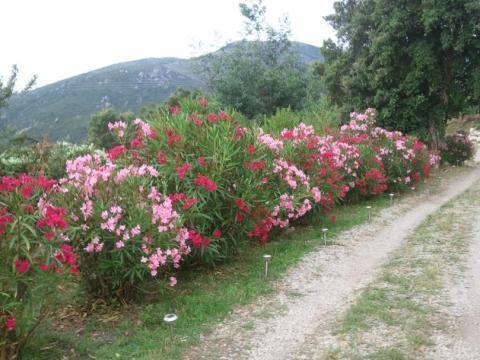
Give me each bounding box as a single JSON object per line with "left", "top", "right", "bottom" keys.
{"left": 169, "top": 276, "right": 177, "bottom": 287}
{"left": 213, "top": 229, "right": 222, "bottom": 238}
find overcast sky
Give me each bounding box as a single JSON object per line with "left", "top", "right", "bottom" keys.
{"left": 0, "top": 0, "right": 337, "bottom": 88}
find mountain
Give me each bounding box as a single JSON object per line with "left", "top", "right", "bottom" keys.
{"left": 1, "top": 42, "right": 322, "bottom": 143}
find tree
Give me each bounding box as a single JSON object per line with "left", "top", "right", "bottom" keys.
{"left": 321, "top": 0, "right": 480, "bottom": 147}
{"left": 200, "top": 0, "right": 309, "bottom": 118}
{"left": 0, "top": 65, "right": 36, "bottom": 112}
{"left": 87, "top": 109, "right": 134, "bottom": 149}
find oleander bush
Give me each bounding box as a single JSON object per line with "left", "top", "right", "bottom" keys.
{"left": 440, "top": 133, "right": 475, "bottom": 165}
{"left": 0, "top": 175, "right": 77, "bottom": 358}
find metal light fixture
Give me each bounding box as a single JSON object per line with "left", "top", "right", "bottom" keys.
{"left": 322, "top": 228, "right": 328, "bottom": 246}
{"left": 366, "top": 206, "right": 372, "bottom": 221}
{"left": 163, "top": 313, "right": 178, "bottom": 337}
{"left": 263, "top": 254, "right": 272, "bottom": 278}
{"left": 389, "top": 193, "right": 394, "bottom": 206}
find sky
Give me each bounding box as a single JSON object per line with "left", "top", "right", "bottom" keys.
{"left": 0, "top": 0, "right": 337, "bottom": 88}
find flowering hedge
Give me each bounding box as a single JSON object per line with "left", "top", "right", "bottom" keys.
{"left": 0, "top": 175, "right": 77, "bottom": 358}
{"left": 52, "top": 98, "right": 438, "bottom": 302}
{"left": 2, "top": 98, "right": 440, "bottom": 312}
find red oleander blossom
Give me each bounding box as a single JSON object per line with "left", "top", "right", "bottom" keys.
{"left": 170, "top": 105, "right": 180, "bottom": 114}
{"left": 197, "top": 97, "right": 209, "bottom": 107}
{"left": 206, "top": 113, "right": 218, "bottom": 122}
{"left": 15, "top": 259, "right": 30, "bottom": 273}
{"left": 235, "top": 198, "right": 250, "bottom": 213}
{"left": 194, "top": 173, "right": 218, "bottom": 191}
{"left": 197, "top": 157, "right": 206, "bottom": 166}
{"left": 107, "top": 145, "right": 128, "bottom": 161}
{"left": 165, "top": 128, "right": 181, "bottom": 145}
{"left": 247, "top": 144, "right": 255, "bottom": 155}
{"left": 176, "top": 163, "right": 192, "bottom": 180}
{"left": 246, "top": 160, "right": 265, "bottom": 171}
{"left": 5, "top": 317, "right": 15, "bottom": 332}
{"left": 182, "top": 197, "right": 197, "bottom": 210}
{"left": 157, "top": 151, "right": 167, "bottom": 165}
{"left": 213, "top": 229, "right": 222, "bottom": 238}
{"left": 130, "top": 136, "right": 145, "bottom": 149}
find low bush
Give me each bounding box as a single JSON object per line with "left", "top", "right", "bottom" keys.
{"left": 440, "top": 133, "right": 475, "bottom": 165}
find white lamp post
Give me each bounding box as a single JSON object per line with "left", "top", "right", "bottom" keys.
{"left": 263, "top": 254, "right": 272, "bottom": 278}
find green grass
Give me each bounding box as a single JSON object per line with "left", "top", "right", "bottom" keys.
{"left": 330, "top": 181, "right": 480, "bottom": 359}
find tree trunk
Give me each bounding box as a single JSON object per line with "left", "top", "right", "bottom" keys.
{"left": 428, "top": 119, "right": 441, "bottom": 151}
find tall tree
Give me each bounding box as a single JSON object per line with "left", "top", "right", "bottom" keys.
{"left": 322, "top": 0, "right": 480, "bottom": 147}
{"left": 200, "top": 0, "right": 309, "bottom": 118}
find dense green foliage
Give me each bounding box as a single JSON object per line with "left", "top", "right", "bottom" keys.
{"left": 200, "top": 1, "right": 315, "bottom": 118}
{"left": 0, "top": 141, "right": 101, "bottom": 178}
{"left": 321, "top": 0, "right": 480, "bottom": 146}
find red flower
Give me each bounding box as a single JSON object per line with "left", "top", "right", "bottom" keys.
{"left": 329, "top": 215, "right": 337, "bottom": 223}
{"left": 22, "top": 204, "right": 34, "bottom": 214}
{"left": 36, "top": 205, "right": 68, "bottom": 229}
{"left": 219, "top": 111, "right": 229, "bottom": 121}
{"left": 15, "top": 259, "right": 30, "bottom": 273}
{"left": 182, "top": 197, "right": 197, "bottom": 210}
{"left": 130, "top": 137, "right": 144, "bottom": 149}
{"left": 20, "top": 185, "right": 34, "bottom": 199}
{"left": 412, "top": 140, "right": 424, "bottom": 151}
{"left": 206, "top": 113, "right": 218, "bottom": 123}
{"left": 247, "top": 144, "right": 255, "bottom": 155}
{"left": 176, "top": 163, "right": 192, "bottom": 180}
{"left": 197, "top": 97, "right": 209, "bottom": 107}
{"left": 194, "top": 173, "right": 218, "bottom": 191}
{"left": 37, "top": 176, "right": 56, "bottom": 190}
{"left": 40, "top": 264, "right": 49, "bottom": 272}
{"left": 170, "top": 105, "right": 180, "bottom": 115}
{"left": 235, "top": 211, "right": 244, "bottom": 222}
{"left": 169, "top": 192, "right": 186, "bottom": 203}
{"left": 5, "top": 317, "right": 16, "bottom": 332}
{"left": 158, "top": 151, "right": 167, "bottom": 165}
{"left": 44, "top": 232, "right": 54, "bottom": 240}
{"left": 107, "top": 145, "right": 128, "bottom": 161}
{"left": 197, "top": 157, "right": 206, "bottom": 166}
{"left": 247, "top": 160, "right": 265, "bottom": 171}
{"left": 148, "top": 128, "right": 157, "bottom": 139}
{"left": 235, "top": 198, "right": 250, "bottom": 213}
{"left": 165, "top": 128, "right": 181, "bottom": 145}
{"left": 213, "top": 229, "right": 222, "bottom": 238}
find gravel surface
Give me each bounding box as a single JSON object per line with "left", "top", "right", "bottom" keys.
{"left": 426, "top": 195, "right": 480, "bottom": 360}
{"left": 182, "top": 167, "right": 480, "bottom": 360}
